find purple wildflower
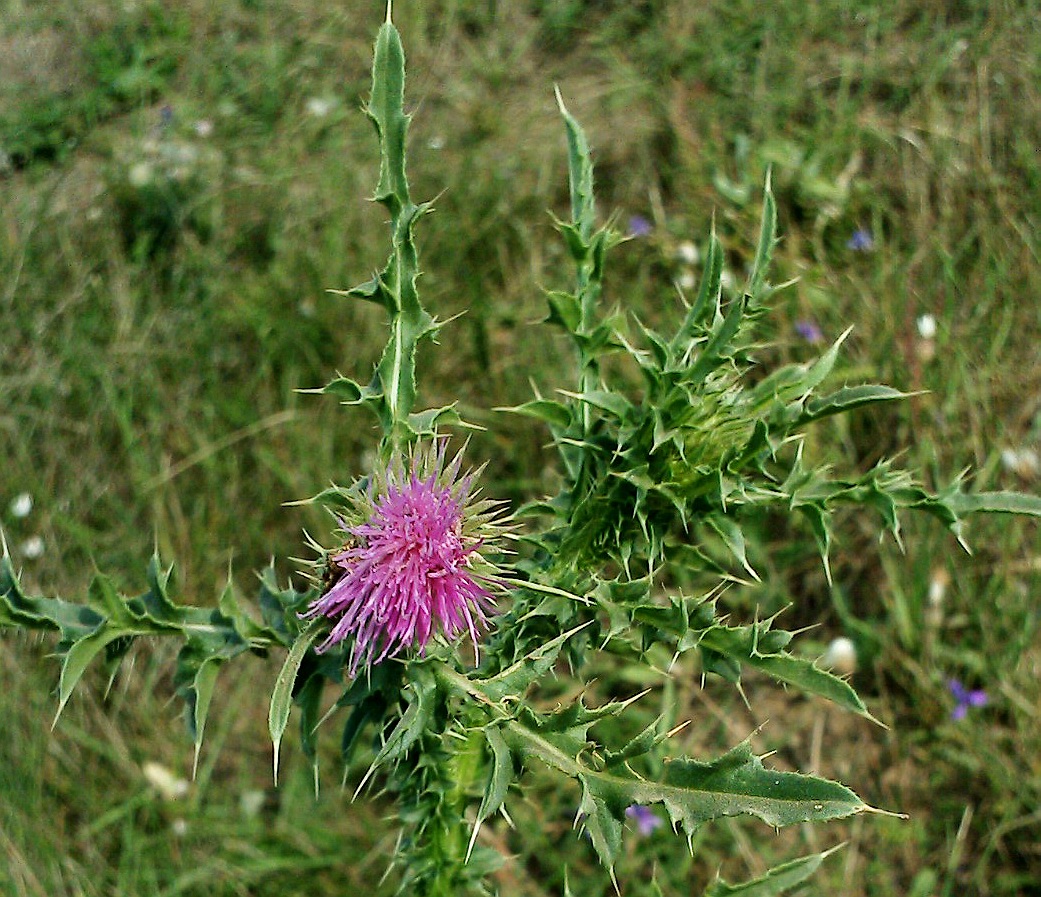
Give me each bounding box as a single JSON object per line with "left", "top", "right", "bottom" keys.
{"left": 847, "top": 228, "right": 874, "bottom": 252}
{"left": 625, "top": 804, "right": 662, "bottom": 836}
{"left": 627, "top": 214, "right": 652, "bottom": 238}
{"left": 305, "top": 441, "right": 506, "bottom": 675}
{"left": 794, "top": 319, "right": 824, "bottom": 344}
{"left": 948, "top": 679, "right": 988, "bottom": 721}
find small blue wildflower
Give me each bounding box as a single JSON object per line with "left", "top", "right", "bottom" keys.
{"left": 794, "top": 320, "right": 824, "bottom": 344}
{"left": 948, "top": 679, "right": 987, "bottom": 721}
{"left": 624, "top": 804, "right": 662, "bottom": 836}
{"left": 628, "top": 215, "right": 652, "bottom": 238}
{"left": 847, "top": 228, "right": 874, "bottom": 252}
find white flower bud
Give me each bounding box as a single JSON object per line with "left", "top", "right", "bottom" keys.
{"left": 9, "top": 492, "right": 32, "bottom": 518}
{"left": 676, "top": 240, "right": 699, "bottom": 265}
{"left": 916, "top": 314, "right": 937, "bottom": 340}
{"left": 128, "top": 161, "right": 154, "bottom": 188}
{"left": 821, "top": 636, "right": 857, "bottom": 675}
{"left": 143, "top": 762, "right": 189, "bottom": 801}
{"left": 21, "top": 536, "right": 44, "bottom": 559}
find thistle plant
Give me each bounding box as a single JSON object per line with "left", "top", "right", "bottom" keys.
{"left": 3, "top": 9, "right": 1040, "bottom": 897}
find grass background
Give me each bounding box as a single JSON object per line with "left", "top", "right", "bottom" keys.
{"left": 2, "top": 0, "right": 1040, "bottom": 894}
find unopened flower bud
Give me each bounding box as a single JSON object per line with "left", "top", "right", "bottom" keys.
{"left": 821, "top": 636, "right": 857, "bottom": 675}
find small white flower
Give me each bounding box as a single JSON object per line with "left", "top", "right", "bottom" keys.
{"left": 161, "top": 142, "right": 199, "bottom": 168}
{"left": 171, "top": 818, "right": 189, "bottom": 837}
{"left": 21, "top": 536, "right": 44, "bottom": 560}
{"left": 916, "top": 314, "right": 937, "bottom": 340}
{"left": 9, "top": 492, "right": 32, "bottom": 519}
{"left": 128, "top": 161, "right": 154, "bottom": 188}
{"left": 928, "top": 567, "right": 949, "bottom": 608}
{"left": 821, "top": 636, "right": 857, "bottom": 675}
{"left": 925, "top": 567, "right": 949, "bottom": 631}
{"left": 305, "top": 97, "right": 336, "bottom": 118}
{"left": 193, "top": 119, "right": 214, "bottom": 138}
{"left": 676, "top": 240, "right": 699, "bottom": 265}
{"left": 720, "top": 268, "right": 736, "bottom": 291}
{"left": 1020, "top": 448, "right": 1040, "bottom": 478}
{"left": 1002, "top": 447, "right": 1039, "bottom": 480}
{"left": 143, "top": 762, "right": 189, "bottom": 801}
{"left": 677, "top": 270, "right": 696, "bottom": 291}
{"left": 240, "top": 789, "right": 267, "bottom": 818}
{"left": 426, "top": 135, "right": 445, "bottom": 150}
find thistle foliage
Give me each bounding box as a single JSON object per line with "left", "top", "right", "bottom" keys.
{"left": 3, "top": 11, "right": 1041, "bottom": 897}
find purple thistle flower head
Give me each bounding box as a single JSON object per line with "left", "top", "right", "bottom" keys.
{"left": 948, "top": 678, "right": 988, "bottom": 721}
{"left": 625, "top": 804, "right": 662, "bottom": 836}
{"left": 305, "top": 441, "right": 507, "bottom": 675}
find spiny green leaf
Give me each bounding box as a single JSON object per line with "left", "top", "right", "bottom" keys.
{"left": 498, "top": 399, "right": 574, "bottom": 430}
{"left": 558, "top": 389, "right": 632, "bottom": 420}
{"left": 55, "top": 626, "right": 129, "bottom": 726}
{"left": 406, "top": 403, "right": 463, "bottom": 436}
{"left": 799, "top": 384, "right": 910, "bottom": 425}
{"left": 745, "top": 178, "right": 777, "bottom": 302}
{"left": 519, "top": 694, "right": 641, "bottom": 762}
{"left": 703, "top": 845, "right": 844, "bottom": 897}
{"left": 0, "top": 555, "right": 103, "bottom": 637}
{"left": 269, "top": 619, "right": 324, "bottom": 785}
{"left": 554, "top": 86, "right": 595, "bottom": 244}
{"left": 545, "top": 290, "right": 583, "bottom": 332}
{"left": 555, "top": 219, "right": 592, "bottom": 263}
{"left": 305, "top": 375, "right": 382, "bottom": 405}
{"left": 187, "top": 655, "right": 223, "bottom": 778}
{"left": 216, "top": 579, "right": 268, "bottom": 645}
{"left": 506, "top": 711, "right": 868, "bottom": 870}
{"left": 367, "top": 18, "right": 410, "bottom": 212}
{"left": 796, "top": 326, "right": 853, "bottom": 396}
{"left": 797, "top": 502, "right": 833, "bottom": 586}
{"left": 329, "top": 276, "right": 392, "bottom": 308}
{"left": 138, "top": 554, "right": 188, "bottom": 627}
{"left": 86, "top": 573, "right": 133, "bottom": 623}
{"left": 602, "top": 715, "right": 671, "bottom": 769}
{"left": 672, "top": 229, "right": 723, "bottom": 354}
{"left": 257, "top": 565, "right": 312, "bottom": 643}
{"left": 686, "top": 292, "right": 746, "bottom": 384}
{"left": 481, "top": 725, "right": 513, "bottom": 817}
{"left": 597, "top": 742, "right": 864, "bottom": 851}
{"left": 631, "top": 315, "right": 670, "bottom": 372}
{"left": 337, "top": 661, "right": 404, "bottom": 767}
{"left": 705, "top": 515, "right": 760, "bottom": 581}
{"left": 945, "top": 490, "right": 1041, "bottom": 517}
{"left": 296, "top": 672, "right": 327, "bottom": 796}
{"left": 698, "top": 625, "right": 875, "bottom": 721}
{"left": 367, "top": 662, "right": 439, "bottom": 770}
{"left": 468, "top": 723, "right": 513, "bottom": 861}
{"left": 468, "top": 622, "right": 591, "bottom": 703}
